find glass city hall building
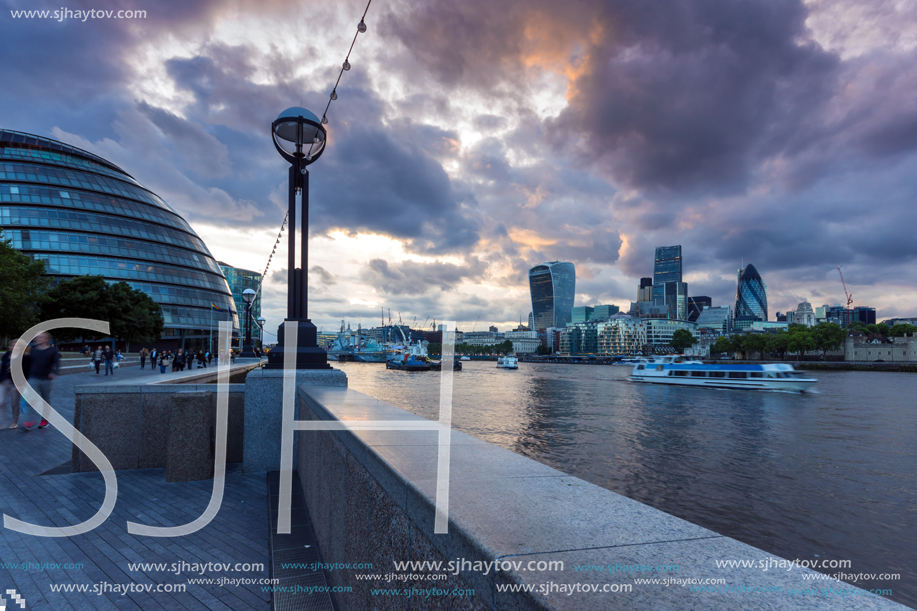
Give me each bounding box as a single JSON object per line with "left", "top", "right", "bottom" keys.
{"left": 0, "top": 130, "right": 239, "bottom": 349}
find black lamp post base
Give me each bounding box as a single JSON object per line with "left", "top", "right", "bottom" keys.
{"left": 265, "top": 319, "right": 331, "bottom": 369}
{"left": 240, "top": 346, "right": 259, "bottom": 359}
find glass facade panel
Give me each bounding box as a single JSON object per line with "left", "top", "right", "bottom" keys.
{"left": 0, "top": 162, "right": 176, "bottom": 214}
{"left": 8, "top": 229, "right": 217, "bottom": 274}
{"left": 529, "top": 261, "right": 576, "bottom": 331}
{"left": 734, "top": 264, "right": 768, "bottom": 328}
{"left": 0, "top": 182, "right": 195, "bottom": 234}
{"left": 1, "top": 205, "right": 209, "bottom": 253}
{"left": 652, "top": 245, "right": 682, "bottom": 303}
{"left": 0, "top": 130, "right": 238, "bottom": 342}
{"left": 219, "top": 263, "right": 262, "bottom": 344}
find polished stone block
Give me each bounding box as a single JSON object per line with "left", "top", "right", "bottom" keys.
{"left": 75, "top": 392, "right": 142, "bottom": 472}
{"left": 166, "top": 391, "right": 213, "bottom": 483}
{"left": 243, "top": 367, "right": 347, "bottom": 473}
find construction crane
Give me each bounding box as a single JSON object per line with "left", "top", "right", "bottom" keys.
{"left": 837, "top": 266, "right": 853, "bottom": 327}
{"left": 471, "top": 316, "right": 481, "bottom": 333}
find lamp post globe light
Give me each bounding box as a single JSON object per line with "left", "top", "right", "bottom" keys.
{"left": 266, "top": 107, "right": 332, "bottom": 369}
{"left": 240, "top": 288, "right": 258, "bottom": 358}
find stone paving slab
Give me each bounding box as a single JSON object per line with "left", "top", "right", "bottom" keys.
{"left": 0, "top": 366, "right": 271, "bottom": 611}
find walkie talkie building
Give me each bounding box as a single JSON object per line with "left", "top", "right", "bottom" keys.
{"left": 529, "top": 261, "right": 576, "bottom": 331}
{"left": 0, "top": 129, "right": 238, "bottom": 349}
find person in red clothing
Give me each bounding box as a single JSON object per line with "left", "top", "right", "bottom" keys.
{"left": 22, "top": 332, "right": 60, "bottom": 430}
{"left": 0, "top": 339, "right": 30, "bottom": 429}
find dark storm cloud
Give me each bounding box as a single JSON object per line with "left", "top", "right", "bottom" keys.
{"left": 360, "top": 257, "right": 490, "bottom": 295}
{"left": 310, "top": 122, "right": 480, "bottom": 253}
{"left": 551, "top": 0, "right": 839, "bottom": 193}
{"left": 384, "top": 0, "right": 843, "bottom": 193}
{"left": 310, "top": 265, "right": 337, "bottom": 286}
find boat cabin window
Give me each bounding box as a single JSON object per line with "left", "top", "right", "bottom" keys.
{"left": 690, "top": 371, "right": 706, "bottom": 377}
{"left": 673, "top": 370, "right": 689, "bottom": 377}
{"left": 708, "top": 371, "right": 726, "bottom": 378}
{"left": 727, "top": 371, "right": 747, "bottom": 379}
{"left": 750, "top": 372, "right": 763, "bottom": 378}
{"left": 766, "top": 372, "right": 776, "bottom": 378}
{"left": 637, "top": 364, "right": 645, "bottom": 370}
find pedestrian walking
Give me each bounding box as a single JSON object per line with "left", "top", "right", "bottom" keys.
{"left": 140, "top": 348, "right": 147, "bottom": 369}
{"left": 92, "top": 345, "right": 103, "bottom": 375}
{"left": 158, "top": 351, "right": 169, "bottom": 374}
{"left": 23, "top": 332, "right": 60, "bottom": 430}
{"left": 1, "top": 340, "right": 31, "bottom": 430}
{"left": 149, "top": 348, "right": 157, "bottom": 372}
{"left": 103, "top": 346, "right": 115, "bottom": 375}
{"left": 174, "top": 348, "right": 186, "bottom": 372}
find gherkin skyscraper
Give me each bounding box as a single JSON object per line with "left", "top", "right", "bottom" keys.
{"left": 734, "top": 264, "right": 768, "bottom": 330}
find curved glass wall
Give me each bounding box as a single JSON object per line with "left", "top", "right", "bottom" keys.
{"left": 0, "top": 130, "right": 238, "bottom": 346}
{"left": 735, "top": 264, "right": 768, "bottom": 328}
{"left": 529, "top": 261, "right": 576, "bottom": 330}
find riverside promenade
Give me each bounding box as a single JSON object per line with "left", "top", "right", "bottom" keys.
{"left": 0, "top": 364, "right": 271, "bottom": 611}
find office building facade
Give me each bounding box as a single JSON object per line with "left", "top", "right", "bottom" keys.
{"left": 734, "top": 264, "right": 768, "bottom": 330}
{"left": 0, "top": 129, "right": 238, "bottom": 349}
{"left": 651, "top": 245, "right": 688, "bottom": 320}
{"left": 529, "top": 261, "right": 576, "bottom": 331}
{"left": 638, "top": 277, "right": 653, "bottom": 303}
{"left": 695, "top": 306, "right": 733, "bottom": 335}
{"left": 687, "top": 296, "right": 712, "bottom": 322}
{"left": 853, "top": 306, "right": 876, "bottom": 325}
{"left": 218, "top": 263, "right": 262, "bottom": 346}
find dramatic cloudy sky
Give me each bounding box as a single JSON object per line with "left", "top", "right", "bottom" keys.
{"left": 2, "top": 0, "right": 916, "bottom": 334}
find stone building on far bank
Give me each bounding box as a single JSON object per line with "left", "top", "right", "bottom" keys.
{"left": 845, "top": 334, "right": 917, "bottom": 362}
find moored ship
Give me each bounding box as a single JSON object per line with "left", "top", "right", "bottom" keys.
{"left": 630, "top": 356, "right": 816, "bottom": 392}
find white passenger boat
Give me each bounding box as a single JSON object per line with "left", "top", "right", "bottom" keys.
{"left": 497, "top": 355, "right": 519, "bottom": 369}
{"left": 631, "top": 356, "right": 817, "bottom": 392}
{"left": 460, "top": 356, "right": 471, "bottom": 361}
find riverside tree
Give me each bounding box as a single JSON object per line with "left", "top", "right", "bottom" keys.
{"left": 40, "top": 275, "right": 164, "bottom": 349}
{"left": 669, "top": 329, "right": 697, "bottom": 352}
{"left": 0, "top": 229, "right": 48, "bottom": 342}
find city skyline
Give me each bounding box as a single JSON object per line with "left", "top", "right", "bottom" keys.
{"left": 2, "top": 0, "right": 916, "bottom": 335}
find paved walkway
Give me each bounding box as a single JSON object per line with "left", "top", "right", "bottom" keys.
{"left": 0, "top": 364, "right": 271, "bottom": 611}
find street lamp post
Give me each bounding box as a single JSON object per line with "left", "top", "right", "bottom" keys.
{"left": 266, "top": 107, "right": 332, "bottom": 369}
{"left": 256, "top": 316, "right": 266, "bottom": 354}
{"left": 240, "top": 288, "right": 257, "bottom": 358}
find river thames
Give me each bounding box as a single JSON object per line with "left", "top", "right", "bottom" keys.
{"left": 336, "top": 360, "right": 917, "bottom": 608}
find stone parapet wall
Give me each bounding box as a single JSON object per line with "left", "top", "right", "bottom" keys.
{"left": 294, "top": 386, "right": 907, "bottom": 611}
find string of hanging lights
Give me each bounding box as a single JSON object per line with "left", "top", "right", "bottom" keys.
{"left": 255, "top": 0, "right": 373, "bottom": 298}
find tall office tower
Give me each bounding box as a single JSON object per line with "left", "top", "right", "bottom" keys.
{"left": 529, "top": 261, "right": 576, "bottom": 331}
{"left": 652, "top": 246, "right": 688, "bottom": 319}
{"left": 528, "top": 312, "right": 534, "bottom": 329}
{"left": 638, "top": 277, "right": 653, "bottom": 302}
{"left": 734, "top": 264, "right": 768, "bottom": 330}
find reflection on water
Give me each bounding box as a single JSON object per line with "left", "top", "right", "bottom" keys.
{"left": 337, "top": 361, "right": 917, "bottom": 607}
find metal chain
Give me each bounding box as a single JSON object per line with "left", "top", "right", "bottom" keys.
{"left": 255, "top": 211, "right": 288, "bottom": 299}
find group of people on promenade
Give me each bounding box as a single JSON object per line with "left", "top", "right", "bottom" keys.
{"left": 1, "top": 333, "right": 60, "bottom": 430}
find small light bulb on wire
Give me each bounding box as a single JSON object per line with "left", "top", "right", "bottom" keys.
{"left": 343, "top": 60, "right": 351, "bottom": 71}
{"left": 358, "top": 20, "right": 367, "bottom": 33}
